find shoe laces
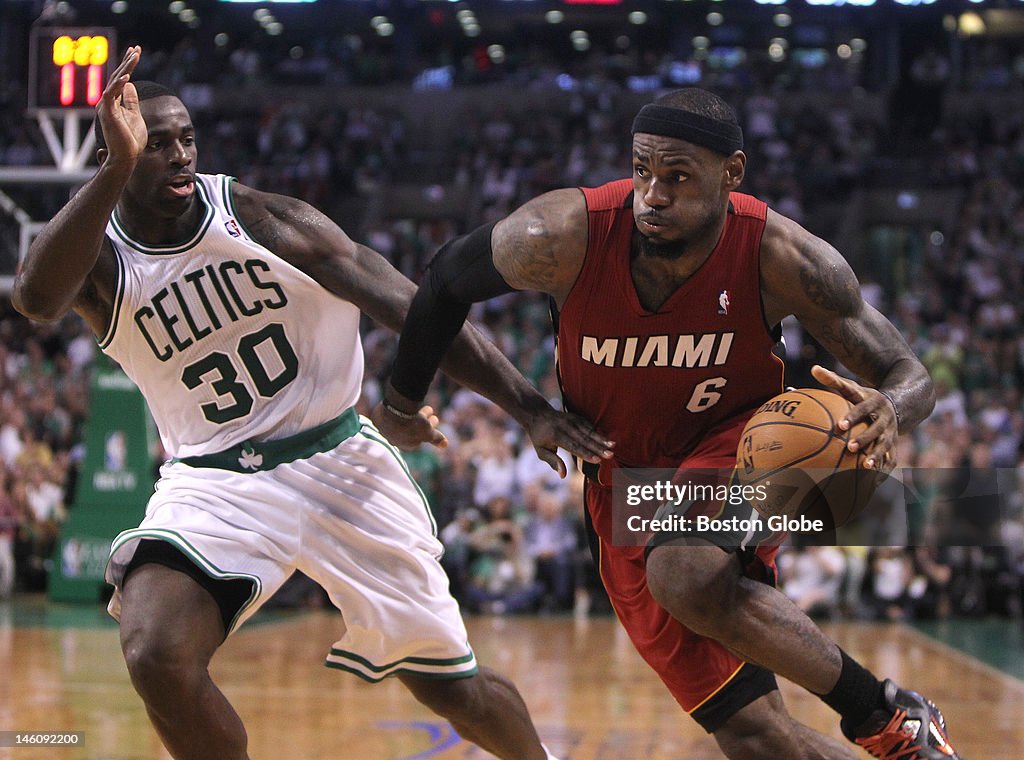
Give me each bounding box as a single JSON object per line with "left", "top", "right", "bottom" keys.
{"left": 855, "top": 708, "right": 924, "bottom": 760}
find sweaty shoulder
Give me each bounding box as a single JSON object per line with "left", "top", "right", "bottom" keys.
{"left": 760, "top": 207, "right": 862, "bottom": 327}
{"left": 492, "top": 187, "right": 587, "bottom": 303}
{"left": 229, "top": 181, "right": 356, "bottom": 268}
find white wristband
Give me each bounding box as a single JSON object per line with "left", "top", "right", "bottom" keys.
{"left": 382, "top": 400, "right": 419, "bottom": 420}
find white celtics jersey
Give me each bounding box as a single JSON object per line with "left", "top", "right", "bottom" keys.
{"left": 100, "top": 173, "right": 364, "bottom": 458}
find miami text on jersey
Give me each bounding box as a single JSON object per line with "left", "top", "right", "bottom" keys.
{"left": 580, "top": 332, "right": 735, "bottom": 369}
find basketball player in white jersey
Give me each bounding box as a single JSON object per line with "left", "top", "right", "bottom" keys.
{"left": 13, "top": 47, "right": 611, "bottom": 760}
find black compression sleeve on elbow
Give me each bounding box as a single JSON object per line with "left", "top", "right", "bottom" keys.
{"left": 389, "top": 221, "right": 513, "bottom": 402}
{"left": 427, "top": 221, "right": 510, "bottom": 301}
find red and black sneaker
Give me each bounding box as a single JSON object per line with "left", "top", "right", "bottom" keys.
{"left": 847, "top": 680, "right": 962, "bottom": 760}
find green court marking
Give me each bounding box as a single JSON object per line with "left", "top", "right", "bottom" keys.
{"left": 913, "top": 619, "right": 1024, "bottom": 681}
{"left": 0, "top": 595, "right": 117, "bottom": 629}
{"left": 0, "top": 594, "right": 303, "bottom": 631}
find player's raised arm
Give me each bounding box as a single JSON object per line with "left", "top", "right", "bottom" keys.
{"left": 13, "top": 46, "right": 145, "bottom": 332}
{"left": 231, "top": 183, "right": 612, "bottom": 473}
{"left": 760, "top": 208, "right": 935, "bottom": 468}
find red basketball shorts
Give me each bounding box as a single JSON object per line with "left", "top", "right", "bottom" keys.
{"left": 582, "top": 417, "right": 781, "bottom": 732}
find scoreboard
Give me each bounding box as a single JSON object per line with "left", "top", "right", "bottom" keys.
{"left": 28, "top": 27, "right": 116, "bottom": 112}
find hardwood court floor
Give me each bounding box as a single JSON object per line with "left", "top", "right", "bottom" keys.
{"left": 1, "top": 597, "right": 1020, "bottom": 759}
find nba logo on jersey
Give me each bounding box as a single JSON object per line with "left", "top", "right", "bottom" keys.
{"left": 225, "top": 219, "right": 242, "bottom": 238}
{"left": 718, "top": 290, "right": 730, "bottom": 315}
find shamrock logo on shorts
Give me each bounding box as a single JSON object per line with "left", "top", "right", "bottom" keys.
{"left": 238, "top": 447, "right": 264, "bottom": 471}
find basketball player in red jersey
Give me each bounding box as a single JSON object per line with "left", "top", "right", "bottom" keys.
{"left": 377, "top": 89, "right": 962, "bottom": 759}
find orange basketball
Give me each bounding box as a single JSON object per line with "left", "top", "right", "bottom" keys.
{"left": 736, "top": 388, "right": 876, "bottom": 528}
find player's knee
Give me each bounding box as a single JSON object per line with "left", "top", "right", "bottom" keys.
{"left": 716, "top": 726, "right": 809, "bottom": 760}
{"left": 713, "top": 694, "right": 805, "bottom": 760}
{"left": 121, "top": 627, "right": 203, "bottom": 700}
{"left": 715, "top": 727, "right": 778, "bottom": 760}
{"left": 646, "top": 550, "right": 734, "bottom": 637}
{"left": 715, "top": 713, "right": 788, "bottom": 759}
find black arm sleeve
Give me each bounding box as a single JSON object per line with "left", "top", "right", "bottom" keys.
{"left": 389, "top": 221, "right": 515, "bottom": 403}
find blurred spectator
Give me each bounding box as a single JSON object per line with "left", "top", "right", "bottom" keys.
{"left": 867, "top": 547, "right": 913, "bottom": 621}
{"left": 0, "top": 468, "right": 19, "bottom": 596}
{"left": 840, "top": 546, "right": 869, "bottom": 619}
{"left": 466, "top": 422, "right": 518, "bottom": 508}
{"left": 0, "top": 404, "right": 25, "bottom": 468}
{"left": 523, "top": 484, "right": 577, "bottom": 613}
{"left": 465, "top": 496, "right": 541, "bottom": 614}
{"left": 438, "top": 506, "right": 478, "bottom": 601}
{"left": 779, "top": 546, "right": 847, "bottom": 619}
{"left": 909, "top": 546, "right": 953, "bottom": 620}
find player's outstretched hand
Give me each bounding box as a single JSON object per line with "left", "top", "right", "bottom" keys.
{"left": 97, "top": 45, "right": 147, "bottom": 167}
{"left": 522, "top": 406, "right": 614, "bottom": 479}
{"left": 811, "top": 364, "right": 896, "bottom": 472}
{"left": 372, "top": 402, "right": 449, "bottom": 451}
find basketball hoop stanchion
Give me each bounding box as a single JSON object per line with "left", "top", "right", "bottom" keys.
{"left": 35, "top": 108, "right": 97, "bottom": 172}
{"left": 0, "top": 26, "right": 116, "bottom": 293}
{"left": 0, "top": 119, "right": 96, "bottom": 294}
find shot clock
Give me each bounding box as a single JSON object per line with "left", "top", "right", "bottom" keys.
{"left": 28, "top": 27, "right": 117, "bottom": 112}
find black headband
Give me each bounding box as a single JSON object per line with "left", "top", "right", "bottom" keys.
{"left": 631, "top": 104, "right": 744, "bottom": 155}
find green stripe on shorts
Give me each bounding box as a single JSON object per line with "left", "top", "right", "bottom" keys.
{"left": 325, "top": 646, "right": 477, "bottom": 682}
{"left": 357, "top": 423, "right": 438, "bottom": 537}
{"left": 108, "top": 528, "right": 261, "bottom": 634}
{"left": 173, "top": 408, "right": 359, "bottom": 473}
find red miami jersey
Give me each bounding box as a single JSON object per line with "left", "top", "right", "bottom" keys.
{"left": 556, "top": 178, "right": 785, "bottom": 471}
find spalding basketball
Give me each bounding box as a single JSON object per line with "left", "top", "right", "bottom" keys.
{"left": 736, "top": 388, "right": 877, "bottom": 529}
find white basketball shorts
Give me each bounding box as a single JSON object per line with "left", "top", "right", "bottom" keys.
{"left": 106, "top": 414, "right": 477, "bottom": 682}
